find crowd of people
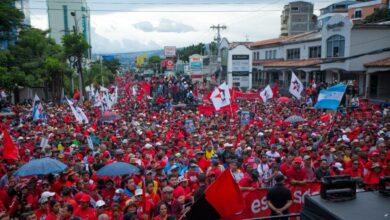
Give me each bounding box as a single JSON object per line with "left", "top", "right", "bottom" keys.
{"left": 0, "top": 73, "right": 389, "bottom": 220}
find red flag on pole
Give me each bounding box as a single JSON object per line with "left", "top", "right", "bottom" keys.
{"left": 272, "top": 82, "right": 279, "bottom": 98}
{"left": 2, "top": 129, "right": 19, "bottom": 160}
{"left": 269, "top": 129, "right": 275, "bottom": 145}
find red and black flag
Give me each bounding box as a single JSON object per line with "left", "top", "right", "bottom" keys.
{"left": 186, "top": 169, "right": 245, "bottom": 220}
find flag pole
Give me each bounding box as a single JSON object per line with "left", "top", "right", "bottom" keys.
{"left": 229, "top": 82, "right": 234, "bottom": 118}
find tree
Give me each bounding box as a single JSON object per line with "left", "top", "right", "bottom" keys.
{"left": 4, "top": 28, "right": 68, "bottom": 102}
{"left": 147, "top": 56, "right": 161, "bottom": 72}
{"left": 103, "top": 58, "right": 121, "bottom": 75}
{"left": 85, "top": 61, "right": 114, "bottom": 87}
{"left": 364, "top": 8, "right": 390, "bottom": 24}
{"left": 62, "top": 33, "right": 91, "bottom": 101}
{"left": 0, "top": 0, "right": 25, "bottom": 41}
{"left": 176, "top": 43, "right": 205, "bottom": 62}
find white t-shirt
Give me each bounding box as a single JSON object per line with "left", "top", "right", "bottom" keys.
{"left": 266, "top": 150, "right": 280, "bottom": 161}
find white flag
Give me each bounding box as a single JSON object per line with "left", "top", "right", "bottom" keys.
{"left": 260, "top": 85, "right": 273, "bottom": 102}
{"left": 210, "top": 82, "right": 231, "bottom": 110}
{"left": 289, "top": 72, "right": 304, "bottom": 99}
{"left": 32, "top": 94, "right": 44, "bottom": 121}
{"left": 67, "top": 98, "right": 89, "bottom": 124}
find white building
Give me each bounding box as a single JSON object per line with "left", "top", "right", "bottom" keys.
{"left": 47, "top": 0, "right": 91, "bottom": 57}
{"left": 15, "top": 0, "right": 31, "bottom": 26}
{"left": 250, "top": 14, "right": 390, "bottom": 100}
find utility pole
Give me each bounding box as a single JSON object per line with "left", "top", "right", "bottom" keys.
{"left": 70, "top": 11, "right": 84, "bottom": 101}
{"left": 210, "top": 24, "right": 227, "bottom": 46}
{"left": 210, "top": 24, "right": 226, "bottom": 84}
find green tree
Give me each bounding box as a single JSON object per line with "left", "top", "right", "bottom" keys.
{"left": 176, "top": 43, "right": 205, "bottom": 62}
{"left": 62, "top": 33, "right": 91, "bottom": 100}
{"left": 85, "top": 61, "right": 114, "bottom": 87}
{"left": 0, "top": 0, "right": 25, "bottom": 41}
{"left": 147, "top": 55, "right": 161, "bottom": 72}
{"left": 364, "top": 8, "right": 390, "bottom": 24}
{"left": 103, "top": 58, "right": 121, "bottom": 75}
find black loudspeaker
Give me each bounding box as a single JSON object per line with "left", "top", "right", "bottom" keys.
{"left": 320, "top": 175, "right": 356, "bottom": 202}
{"left": 379, "top": 176, "right": 390, "bottom": 196}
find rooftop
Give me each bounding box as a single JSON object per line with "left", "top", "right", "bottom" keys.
{"left": 364, "top": 57, "right": 390, "bottom": 67}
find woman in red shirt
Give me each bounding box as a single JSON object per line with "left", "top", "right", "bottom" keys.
{"left": 153, "top": 203, "right": 170, "bottom": 220}
{"left": 364, "top": 163, "right": 385, "bottom": 190}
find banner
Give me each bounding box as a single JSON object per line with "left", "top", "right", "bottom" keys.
{"left": 240, "top": 111, "right": 250, "bottom": 124}
{"left": 210, "top": 82, "right": 231, "bottom": 110}
{"left": 234, "top": 91, "right": 260, "bottom": 100}
{"left": 224, "top": 183, "right": 321, "bottom": 220}
{"left": 185, "top": 120, "right": 195, "bottom": 133}
{"left": 289, "top": 72, "right": 304, "bottom": 99}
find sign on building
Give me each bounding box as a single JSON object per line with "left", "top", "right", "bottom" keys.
{"left": 227, "top": 45, "right": 252, "bottom": 89}
{"left": 164, "top": 46, "right": 176, "bottom": 57}
{"left": 189, "top": 54, "right": 203, "bottom": 74}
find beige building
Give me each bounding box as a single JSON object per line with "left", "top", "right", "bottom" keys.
{"left": 281, "top": 1, "right": 317, "bottom": 36}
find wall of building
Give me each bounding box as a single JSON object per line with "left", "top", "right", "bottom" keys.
{"left": 47, "top": 0, "right": 90, "bottom": 46}
{"left": 283, "top": 40, "right": 321, "bottom": 60}
{"left": 348, "top": 28, "right": 390, "bottom": 71}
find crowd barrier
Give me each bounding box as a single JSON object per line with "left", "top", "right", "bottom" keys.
{"left": 224, "top": 182, "right": 321, "bottom": 220}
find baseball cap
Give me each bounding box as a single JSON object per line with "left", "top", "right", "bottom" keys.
{"left": 303, "top": 155, "right": 311, "bottom": 160}
{"left": 135, "top": 189, "right": 143, "bottom": 196}
{"left": 41, "top": 191, "right": 55, "bottom": 200}
{"left": 96, "top": 200, "right": 106, "bottom": 208}
{"left": 334, "top": 162, "right": 344, "bottom": 171}
{"left": 79, "top": 194, "right": 91, "bottom": 202}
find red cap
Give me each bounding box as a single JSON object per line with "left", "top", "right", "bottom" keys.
{"left": 293, "top": 157, "right": 303, "bottom": 164}
{"left": 361, "top": 146, "right": 370, "bottom": 151}
{"left": 103, "top": 151, "right": 110, "bottom": 158}
{"left": 79, "top": 194, "right": 91, "bottom": 202}
{"left": 370, "top": 150, "right": 380, "bottom": 157}
{"left": 299, "top": 147, "right": 306, "bottom": 153}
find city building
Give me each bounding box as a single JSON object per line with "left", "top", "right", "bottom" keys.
{"left": 47, "top": 0, "right": 91, "bottom": 57}
{"left": 1, "top": 0, "right": 31, "bottom": 49}
{"left": 348, "top": 0, "right": 390, "bottom": 22}
{"left": 318, "top": 0, "right": 360, "bottom": 29}
{"left": 280, "top": 1, "right": 317, "bottom": 36}
{"left": 250, "top": 14, "right": 390, "bottom": 99}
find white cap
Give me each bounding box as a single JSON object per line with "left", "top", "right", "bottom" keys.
{"left": 144, "top": 143, "right": 153, "bottom": 149}
{"left": 334, "top": 162, "right": 344, "bottom": 171}
{"left": 135, "top": 189, "right": 143, "bottom": 196}
{"left": 41, "top": 191, "right": 55, "bottom": 199}
{"left": 96, "top": 200, "right": 106, "bottom": 207}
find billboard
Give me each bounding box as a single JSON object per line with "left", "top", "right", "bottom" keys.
{"left": 164, "top": 46, "right": 176, "bottom": 57}
{"left": 189, "top": 54, "right": 203, "bottom": 74}
{"left": 232, "top": 54, "right": 250, "bottom": 88}
{"left": 166, "top": 59, "right": 175, "bottom": 70}
{"left": 136, "top": 54, "right": 147, "bottom": 67}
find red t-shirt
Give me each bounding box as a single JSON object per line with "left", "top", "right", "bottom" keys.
{"left": 74, "top": 207, "right": 95, "bottom": 220}
{"left": 34, "top": 208, "right": 48, "bottom": 220}
{"left": 286, "top": 167, "right": 307, "bottom": 181}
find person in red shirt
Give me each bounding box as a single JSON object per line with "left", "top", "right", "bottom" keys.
{"left": 59, "top": 203, "right": 74, "bottom": 220}
{"left": 194, "top": 150, "right": 210, "bottom": 173}
{"left": 145, "top": 180, "right": 160, "bottom": 205}
{"left": 153, "top": 203, "right": 170, "bottom": 220}
{"left": 101, "top": 179, "right": 116, "bottom": 205}
{"left": 364, "top": 162, "right": 385, "bottom": 190}
{"left": 46, "top": 199, "right": 61, "bottom": 220}
{"left": 286, "top": 157, "right": 307, "bottom": 185}
{"left": 239, "top": 170, "right": 260, "bottom": 192}
{"left": 34, "top": 198, "right": 49, "bottom": 220}
{"left": 280, "top": 155, "right": 294, "bottom": 176}
{"left": 74, "top": 194, "right": 95, "bottom": 220}
{"left": 344, "top": 160, "right": 363, "bottom": 178}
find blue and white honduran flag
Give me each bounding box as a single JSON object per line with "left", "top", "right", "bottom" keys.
{"left": 315, "top": 84, "right": 347, "bottom": 110}
{"left": 32, "top": 94, "right": 46, "bottom": 122}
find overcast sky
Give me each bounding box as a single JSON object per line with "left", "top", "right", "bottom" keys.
{"left": 30, "top": 0, "right": 338, "bottom": 54}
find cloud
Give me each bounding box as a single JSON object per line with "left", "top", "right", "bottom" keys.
{"left": 133, "top": 21, "right": 155, "bottom": 32}
{"left": 133, "top": 19, "right": 195, "bottom": 33}
{"left": 156, "top": 19, "right": 195, "bottom": 33}
{"left": 90, "top": 27, "right": 161, "bottom": 54}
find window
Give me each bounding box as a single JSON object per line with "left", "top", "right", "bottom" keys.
{"left": 326, "top": 35, "right": 345, "bottom": 58}
{"left": 309, "top": 46, "right": 321, "bottom": 58}
{"left": 272, "top": 50, "right": 276, "bottom": 59}
{"left": 287, "top": 48, "right": 300, "bottom": 60}
{"left": 354, "top": 9, "right": 362, "bottom": 18}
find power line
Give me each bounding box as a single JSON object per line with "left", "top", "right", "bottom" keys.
{"left": 27, "top": 7, "right": 322, "bottom": 13}
{"left": 30, "top": 0, "right": 336, "bottom": 5}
